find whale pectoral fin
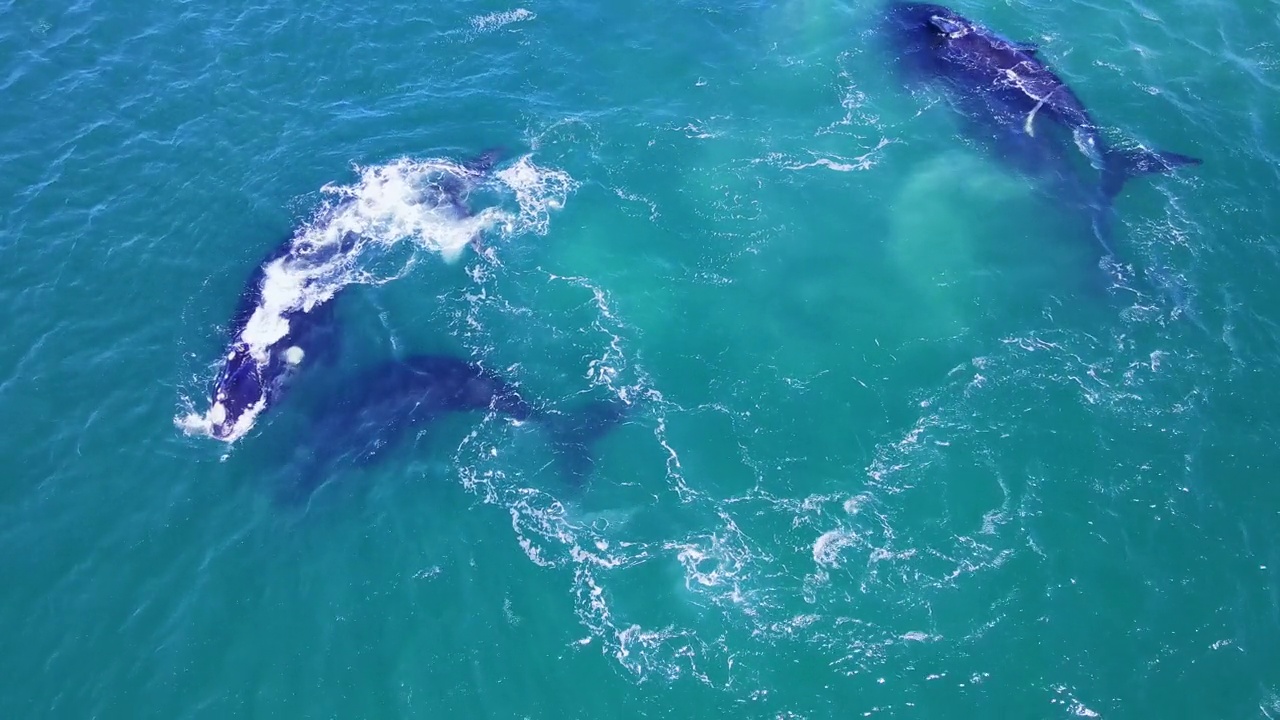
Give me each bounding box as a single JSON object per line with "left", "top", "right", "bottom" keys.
{"left": 1024, "top": 98, "right": 1047, "bottom": 137}
{"left": 1015, "top": 41, "right": 1039, "bottom": 54}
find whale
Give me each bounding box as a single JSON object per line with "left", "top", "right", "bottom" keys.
{"left": 283, "top": 353, "right": 630, "bottom": 501}
{"left": 880, "top": 3, "right": 1201, "bottom": 250}
{"left": 202, "top": 235, "right": 345, "bottom": 443}
{"left": 203, "top": 150, "right": 503, "bottom": 442}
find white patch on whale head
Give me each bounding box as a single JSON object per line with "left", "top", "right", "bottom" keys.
{"left": 195, "top": 396, "right": 265, "bottom": 443}
{"left": 215, "top": 397, "right": 266, "bottom": 443}
{"left": 930, "top": 14, "right": 969, "bottom": 39}
{"left": 177, "top": 395, "right": 264, "bottom": 444}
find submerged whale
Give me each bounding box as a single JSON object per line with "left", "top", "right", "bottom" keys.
{"left": 284, "top": 353, "right": 630, "bottom": 501}
{"left": 203, "top": 150, "right": 503, "bottom": 442}
{"left": 880, "top": 3, "right": 1200, "bottom": 247}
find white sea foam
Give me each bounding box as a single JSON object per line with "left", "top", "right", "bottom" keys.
{"left": 439, "top": 243, "right": 1208, "bottom": 696}
{"left": 469, "top": 9, "right": 535, "bottom": 34}
{"left": 812, "top": 529, "right": 860, "bottom": 568}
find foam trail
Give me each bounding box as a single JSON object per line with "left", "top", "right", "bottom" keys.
{"left": 470, "top": 9, "right": 536, "bottom": 34}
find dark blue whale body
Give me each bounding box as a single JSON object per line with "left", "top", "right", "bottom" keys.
{"left": 880, "top": 3, "right": 1200, "bottom": 247}
{"left": 205, "top": 150, "right": 503, "bottom": 442}
{"left": 284, "top": 354, "right": 631, "bottom": 501}
{"left": 205, "top": 235, "right": 346, "bottom": 441}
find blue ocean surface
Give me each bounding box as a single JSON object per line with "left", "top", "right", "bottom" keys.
{"left": 2, "top": 0, "right": 1279, "bottom": 717}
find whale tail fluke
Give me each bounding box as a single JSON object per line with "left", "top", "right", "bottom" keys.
{"left": 545, "top": 397, "right": 632, "bottom": 484}
{"left": 1091, "top": 145, "right": 1201, "bottom": 255}
{"left": 1088, "top": 146, "right": 1207, "bottom": 326}
{"left": 1100, "top": 147, "right": 1201, "bottom": 201}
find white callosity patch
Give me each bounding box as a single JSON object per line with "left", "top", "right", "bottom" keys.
{"left": 177, "top": 155, "right": 576, "bottom": 442}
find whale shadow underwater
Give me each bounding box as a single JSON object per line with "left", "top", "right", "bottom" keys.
{"left": 274, "top": 353, "right": 632, "bottom": 506}
{"left": 878, "top": 3, "right": 1201, "bottom": 295}
{"left": 198, "top": 150, "right": 504, "bottom": 443}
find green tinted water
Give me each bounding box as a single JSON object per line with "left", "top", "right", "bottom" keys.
{"left": 2, "top": 0, "right": 1278, "bottom": 717}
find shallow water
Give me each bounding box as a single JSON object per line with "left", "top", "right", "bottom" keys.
{"left": 2, "top": 0, "right": 1279, "bottom": 717}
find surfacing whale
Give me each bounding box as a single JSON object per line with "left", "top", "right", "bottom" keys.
{"left": 201, "top": 150, "right": 503, "bottom": 442}
{"left": 880, "top": 3, "right": 1201, "bottom": 248}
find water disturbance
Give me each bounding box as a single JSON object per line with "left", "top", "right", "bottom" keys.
{"left": 1, "top": 0, "right": 1278, "bottom": 718}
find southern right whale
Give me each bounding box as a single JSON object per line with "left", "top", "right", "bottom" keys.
{"left": 200, "top": 150, "right": 503, "bottom": 443}
{"left": 880, "top": 3, "right": 1201, "bottom": 250}
{"left": 283, "top": 353, "right": 631, "bottom": 501}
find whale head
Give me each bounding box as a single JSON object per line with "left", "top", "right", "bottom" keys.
{"left": 882, "top": 2, "right": 1009, "bottom": 90}
{"left": 882, "top": 3, "right": 972, "bottom": 71}
{"left": 208, "top": 343, "right": 268, "bottom": 442}
{"left": 885, "top": 3, "right": 971, "bottom": 36}
{"left": 927, "top": 13, "right": 969, "bottom": 38}
{"left": 888, "top": 3, "right": 959, "bottom": 25}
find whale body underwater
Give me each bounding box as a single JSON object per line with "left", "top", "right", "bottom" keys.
{"left": 880, "top": 2, "right": 1201, "bottom": 250}
{"left": 281, "top": 354, "right": 631, "bottom": 502}
{"left": 202, "top": 150, "right": 502, "bottom": 443}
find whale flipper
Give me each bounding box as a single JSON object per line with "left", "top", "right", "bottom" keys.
{"left": 1024, "top": 98, "right": 1047, "bottom": 137}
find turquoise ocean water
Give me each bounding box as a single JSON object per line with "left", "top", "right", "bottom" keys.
{"left": 3, "top": 0, "right": 1279, "bottom": 716}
